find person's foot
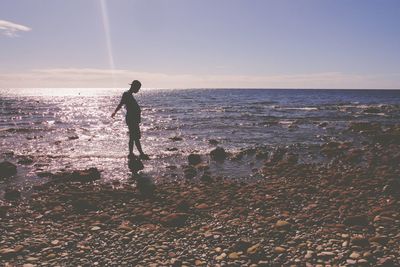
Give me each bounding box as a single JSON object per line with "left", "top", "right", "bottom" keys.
{"left": 139, "top": 153, "right": 150, "bottom": 160}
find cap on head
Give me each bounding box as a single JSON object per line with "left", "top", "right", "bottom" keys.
{"left": 129, "top": 80, "right": 141, "bottom": 88}
{"left": 129, "top": 80, "right": 141, "bottom": 93}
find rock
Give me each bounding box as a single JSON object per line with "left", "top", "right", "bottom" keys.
{"left": 275, "top": 220, "right": 291, "bottom": 230}
{"left": 176, "top": 199, "right": 191, "bottom": 212}
{"left": 200, "top": 173, "right": 213, "bottom": 183}
{"left": 274, "top": 247, "right": 286, "bottom": 253}
{"left": 169, "top": 136, "right": 183, "bottom": 141}
{"left": 317, "top": 251, "right": 336, "bottom": 258}
{"left": 71, "top": 198, "right": 98, "bottom": 213}
{"left": 343, "top": 214, "right": 369, "bottom": 226}
{"left": 195, "top": 259, "right": 205, "bottom": 265}
{"left": 210, "top": 147, "right": 227, "bottom": 161}
{"left": 128, "top": 155, "right": 144, "bottom": 173}
{"left": 351, "top": 236, "right": 369, "bottom": 247}
{"left": 4, "top": 188, "right": 21, "bottom": 201}
{"left": 0, "top": 206, "right": 10, "bottom": 217}
{"left": 0, "top": 245, "right": 24, "bottom": 258}
{"left": 234, "top": 239, "right": 252, "bottom": 251}
{"left": 318, "top": 122, "right": 328, "bottom": 128}
{"left": 68, "top": 135, "right": 79, "bottom": 140}
{"left": 382, "top": 179, "right": 400, "bottom": 195}
{"left": 52, "top": 167, "right": 101, "bottom": 183}
{"left": 349, "top": 251, "right": 361, "bottom": 259}
{"left": 247, "top": 243, "right": 261, "bottom": 255}
{"left": 349, "top": 122, "right": 381, "bottom": 134}
{"left": 377, "top": 257, "right": 395, "bottom": 267}
{"left": 228, "top": 252, "right": 240, "bottom": 259}
{"left": 183, "top": 165, "right": 197, "bottom": 179}
{"left": 209, "top": 139, "right": 219, "bottom": 145}
{"left": 364, "top": 107, "right": 382, "bottom": 113}
{"left": 17, "top": 156, "right": 34, "bottom": 165}
{"left": 0, "top": 161, "right": 17, "bottom": 178}
{"left": 369, "top": 236, "right": 389, "bottom": 245}
{"left": 91, "top": 226, "right": 101, "bottom": 231}
{"left": 188, "top": 154, "right": 202, "bottom": 165}
{"left": 215, "top": 253, "right": 227, "bottom": 261}
{"left": 195, "top": 203, "right": 209, "bottom": 210}
{"left": 161, "top": 213, "right": 188, "bottom": 227}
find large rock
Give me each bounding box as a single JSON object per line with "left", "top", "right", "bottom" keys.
{"left": 188, "top": 154, "right": 202, "bottom": 165}
{"left": 343, "top": 214, "right": 369, "bottom": 226}
{"left": 160, "top": 213, "right": 188, "bottom": 227}
{"left": 4, "top": 188, "right": 21, "bottom": 201}
{"left": 210, "top": 147, "right": 227, "bottom": 161}
{"left": 52, "top": 167, "right": 101, "bottom": 183}
{"left": 0, "top": 161, "right": 17, "bottom": 178}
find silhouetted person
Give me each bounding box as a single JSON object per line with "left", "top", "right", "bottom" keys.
{"left": 111, "top": 80, "right": 149, "bottom": 160}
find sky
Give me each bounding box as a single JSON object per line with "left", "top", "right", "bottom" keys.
{"left": 0, "top": 0, "right": 400, "bottom": 89}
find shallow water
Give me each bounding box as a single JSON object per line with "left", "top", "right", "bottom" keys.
{"left": 1, "top": 88, "right": 400, "bottom": 189}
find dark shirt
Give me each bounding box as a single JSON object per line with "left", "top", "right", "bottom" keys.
{"left": 120, "top": 91, "right": 141, "bottom": 123}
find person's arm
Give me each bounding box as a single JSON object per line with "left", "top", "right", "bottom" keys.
{"left": 111, "top": 94, "right": 124, "bottom": 118}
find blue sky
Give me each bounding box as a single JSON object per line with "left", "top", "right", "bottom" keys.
{"left": 1, "top": 0, "right": 400, "bottom": 88}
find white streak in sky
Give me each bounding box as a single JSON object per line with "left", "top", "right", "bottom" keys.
{"left": 0, "top": 19, "right": 31, "bottom": 37}
{"left": 99, "top": 0, "right": 116, "bottom": 86}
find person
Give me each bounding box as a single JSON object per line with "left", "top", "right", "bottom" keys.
{"left": 111, "top": 80, "right": 149, "bottom": 160}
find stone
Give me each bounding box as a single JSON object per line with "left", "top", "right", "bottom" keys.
{"left": 4, "top": 188, "right": 21, "bottom": 201}
{"left": 215, "top": 253, "right": 226, "bottom": 261}
{"left": 228, "top": 252, "right": 240, "bottom": 259}
{"left": 247, "top": 243, "right": 261, "bottom": 255}
{"left": 91, "top": 226, "right": 101, "bottom": 231}
{"left": 209, "top": 139, "right": 219, "bottom": 145}
{"left": 343, "top": 215, "right": 369, "bottom": 226}
{"left": 369, "top": 236, "right": 389, "bottom": 245}
{"left": 274, "top": 247, "right": 286, "bottom": 253}
{"left": 349, "top": 252, "right": 360, "bottom": 259}
{"left": 234, "top": 239, "right": 252, "bottom": 251}
{"left": 0, "top": 161, "right": 17, "bottom": 178}
{"left": 195, "top": 203, "right": 209, "bottom": 210}
{"left": 71, "top": 198, "right": 98, "bottom": 213}
{"left": 188, "top": 154, "right": 202, "bottom": 165}
{"left": 183, "top": 165, "right": 197, "bottom": 179}
{"left": 275, "top": 220, "right": 291, "bottom": 230}
{"left": 169, "top": 136, "right": 183, "bottom": 141}
{"left": 17, "top": 156, "right": 34, "bottom": 165}
{"left": 317, "top": 251, "right": 336, "bottom": 258}
{"left": 210, "top": 147, "right": 227, "bottom": 161}
{"left": 161, "top": 213, "right": 188, "bottom": 227}
{"left": 351, "top": 236, "right": 370, "bottom": 247}
{"left": 52, "top": 167, "right": 101, "bottom": 183}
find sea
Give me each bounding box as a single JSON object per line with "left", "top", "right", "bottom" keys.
{"left": 1, "top": 88, "right": 400, "bottom": 190}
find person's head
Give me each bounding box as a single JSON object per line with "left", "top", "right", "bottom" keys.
{"left": 129, "top": 80, "right": 142, "bottom": 93}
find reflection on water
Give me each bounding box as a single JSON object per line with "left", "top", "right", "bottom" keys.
{"left": 1, "top": 88, "right": 400, "bottom": 189}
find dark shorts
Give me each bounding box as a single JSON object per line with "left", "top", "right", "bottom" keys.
{"left": 127, "top": 122, "right": 141, "bottom": 139}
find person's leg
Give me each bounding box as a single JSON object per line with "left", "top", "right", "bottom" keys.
{"left": 132, "top": 123, "right": 149, "bottom": 159}
{"left": 134, "top": 138, "right": 144, "bottom": 155}
{"left": 128, "top": 136, "right": 134, "bottom": 156}
{"left": 128, "top": 123, "right": 135, "bottom": 156}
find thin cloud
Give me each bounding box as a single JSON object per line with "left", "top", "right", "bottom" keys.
{"left": 0, "top": 19, "right": 31, "bottom": 37}
{"left": 0, "top": 68, "right": 399, "bottom": 89}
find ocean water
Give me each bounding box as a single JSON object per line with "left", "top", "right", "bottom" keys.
{"left": 1, "top": 88, "right": 400, "bottom": 188}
